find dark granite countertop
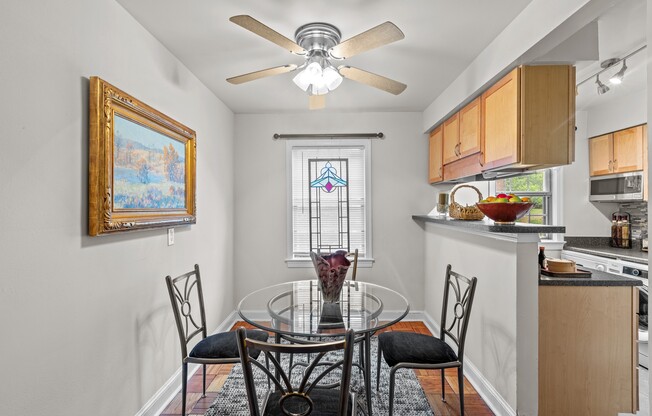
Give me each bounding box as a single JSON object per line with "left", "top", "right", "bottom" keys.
{"left": 563, "top": 236, "right": 648, "bottom": 265}
{"left": 539, "top": 269, "right": 642, "bottom": 286}
{"left": 412, "top": 215, "right": 566, "bottom": 234}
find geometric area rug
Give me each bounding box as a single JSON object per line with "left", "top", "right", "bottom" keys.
{"left": 205, "top": 336, "right": 434, "bottom": 415}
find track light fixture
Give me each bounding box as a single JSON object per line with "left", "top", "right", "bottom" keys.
{"left": 576, "top": 45, "right": 646, "bottom": 96}
{"left": 595, "top": 74, "right": 609, "bottom": 95}
{"left": 609, "top": 59, "right": 627, "bottom": 85}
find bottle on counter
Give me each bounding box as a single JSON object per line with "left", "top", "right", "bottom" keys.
{"left": 622, "top": 214, "right": 631, "bottom": 248}
{"left": 611, "top": 215, "right": 618, "bottom": 247}
{"left": 538, "top": 246, "right": 547, "bottom": 269}
{"left": 616, "top": 215, "right": 623, "bottom": 247}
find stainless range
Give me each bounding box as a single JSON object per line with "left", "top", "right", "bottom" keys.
{"left": 561, "top": 250, "right": 649, "bottom": 368}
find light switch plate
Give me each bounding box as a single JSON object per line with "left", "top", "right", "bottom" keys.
{"left": 167, "top": 228, "right": 174, "bottom": 246}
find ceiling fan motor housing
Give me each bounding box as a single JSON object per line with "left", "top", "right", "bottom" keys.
{"left": 294, "top": 22, "right": 342, "bottom": 53}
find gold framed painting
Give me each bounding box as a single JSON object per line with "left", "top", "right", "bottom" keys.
{"left": 88, "top": 77, "right": 196, "bottom": 236}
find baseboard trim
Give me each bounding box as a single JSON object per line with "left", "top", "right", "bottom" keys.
{"left": 421, "top": 311, "right": 516, "bottom": 416}
{"left": 135, "top": 310, "right": 240, "bottom": 416}
{"left": 138, "top": 309, "right": 514, "bottom": 416}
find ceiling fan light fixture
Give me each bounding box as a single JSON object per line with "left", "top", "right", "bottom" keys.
{"left": 322, "top": 66, "right": 343, "bottom": 90}
{"left": 609, "top": 59, "right": 627, "bottom": 85}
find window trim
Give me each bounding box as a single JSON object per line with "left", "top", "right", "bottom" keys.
{"left": 489, "top": 169, "right": 559, "bottom": 240}
{"left": 285, "top": 139, "right": 374, "bottom": 268}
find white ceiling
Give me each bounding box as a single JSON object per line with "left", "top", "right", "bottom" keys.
{"left": 575, "top": 0, "right": 647, "bottom": 110}
{"left": 116, "top": 0, "right": 535, "bottom": 114}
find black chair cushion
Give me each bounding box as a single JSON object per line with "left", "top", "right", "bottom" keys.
{"left": 378, "top": 331, "right": 458, "bottom": 368}
{"left": 264, "top": 388, "right": 352, "bottom": 416}
{"left": 189, "top": 329, "right": 268, "bottom": 359}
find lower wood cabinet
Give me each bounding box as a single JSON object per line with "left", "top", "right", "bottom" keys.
{"left": 539, "top": 285, "right": 638, "bottom": 416}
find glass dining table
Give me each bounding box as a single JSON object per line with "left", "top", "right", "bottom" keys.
{"left": 237, "top": 279, "right": 410, "bottom": 416}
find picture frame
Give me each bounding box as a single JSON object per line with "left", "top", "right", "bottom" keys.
{"left": 88, "top": 77, "right": 196, "bottom": 236}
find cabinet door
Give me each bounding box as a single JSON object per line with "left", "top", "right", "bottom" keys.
{"left": 589, "top": 134, "right": 613, "bottom": 176}
{"left": 613, "top": 126, "right": 644, "bottom": 173}
{"left": 442, "top": 114, "right": 460, "bottom": 165}
{"left": 482, "top": 68, "right": 519, "bottom": 170}
{"left": 459, "top": 97, "right": 482, "bottom": 159}
{"left": 428, "top": 126, "right": 444, "bottom": 183}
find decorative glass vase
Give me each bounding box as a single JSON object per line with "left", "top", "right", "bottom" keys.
{"left": 310, "top": 250, "right": 350, "bottom": 303}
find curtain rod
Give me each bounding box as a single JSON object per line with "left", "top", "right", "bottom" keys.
{"left": 273, "top": 132, "right": 384, "bottom": 140}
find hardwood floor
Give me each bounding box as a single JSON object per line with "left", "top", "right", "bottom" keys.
{"left": 160, "top": 321, "right": 494, "bottom": 416}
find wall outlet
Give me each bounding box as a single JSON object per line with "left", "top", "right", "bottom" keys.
{"left": 167, "top": 228, "right": 174, "bottom": 246}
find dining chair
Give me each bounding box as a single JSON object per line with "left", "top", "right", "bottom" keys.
{"left": 376, "top": 264, "right": 477, "bottom": 415}
{"left": 165, "top": 264, "right": 269, "bottom": 416}
{"left": 237, "top": 326, "right": 358, "bottom": 416}
{"left": 346, "top": 249, "right": 359, "bottom": 281}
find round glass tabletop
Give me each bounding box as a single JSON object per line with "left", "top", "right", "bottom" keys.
{"left": 237, "top": 280, "right": 410, "bottom": 338}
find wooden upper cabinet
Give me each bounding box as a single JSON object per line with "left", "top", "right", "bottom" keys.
{"left": 458, "top": 97, "right": 482, "bottom": 159}
{"left": 482, "top": 68, "right": 519, "bottom": 169}
{"left": 482, "top": 65, "right": 575, "bottom": 171}
{"left": 589, "top": 125, "right": 645, "bottom": 177}
{"left": 613, "top": 126, "right": 644, "bottom": 173}
{"left": 442, "top": 114, "right": 460, "bottom": 165}
{"left": 429, "top": 126, "right": 444, "bottom": 183}
{"left": 589, "top": 134, "right": 614, "bottom": 176}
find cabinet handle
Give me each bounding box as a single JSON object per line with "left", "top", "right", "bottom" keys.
{"left": 613, "top": 159, "right": 618, "bottom": 170}
{"left": 456, "top": 143, "right": 461, "bottom": 156}
{"left": 608, "top": 160, "right": 613, "bottom": 171}
{"left": 439, "top": 167, "right": 442, "bottom": 178}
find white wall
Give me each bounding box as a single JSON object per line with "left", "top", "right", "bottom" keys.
{"left": 586, "top": 88, "right": 647, "bottom": 138}
{"left": 562, "top": 89, "right": 648, "bottom": 237}
{"left": 561, "top": 111, "right": 618, "bottom": 236}
{"left": 0, "top": 1, "right": 234, "bottom": 415}
{"left": 234, "top": 112, "right": 432, "bottom": 310}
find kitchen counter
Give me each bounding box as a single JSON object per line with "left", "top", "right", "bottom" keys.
{"left": 563, "top": 236, "right": 648, "bottom": 265}
{"left": 412, "top": 215, "right": 566, "bottom": 234}
{"left": 539, "top": 269, "right": 642, "bottom": 286}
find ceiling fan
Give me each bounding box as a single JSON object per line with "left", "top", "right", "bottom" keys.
{"left": 226, "top": 15, "right": 407, "bottom": 109}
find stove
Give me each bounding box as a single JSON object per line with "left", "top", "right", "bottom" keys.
{"left": 561, "top": 250, "right": 648, "bottom": 368}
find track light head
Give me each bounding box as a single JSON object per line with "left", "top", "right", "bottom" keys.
{"left": 596, "top": 74, "right": 610, "bottom": 95}
{"left": 609, "top": 59, "right": 627, "bottom": 85}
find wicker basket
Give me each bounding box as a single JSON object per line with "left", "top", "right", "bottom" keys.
{"left": 449, "top": 185, "right": 485, "bottom": 221}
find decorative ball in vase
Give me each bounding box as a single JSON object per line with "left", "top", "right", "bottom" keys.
{"left": 310, "top": 250, "right": 350, "bottom": 303}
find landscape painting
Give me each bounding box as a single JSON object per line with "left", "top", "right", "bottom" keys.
{"left": 88, "top": 77, "right": 196, "bottom": 236}
{"left": 113, "top": 115, "right": 186, "bottom": 210}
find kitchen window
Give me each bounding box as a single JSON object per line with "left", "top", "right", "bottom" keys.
{"left": 286, "top": 139, "right": 372, "bottom": 267}
{"left": 493, "top": 170, "right": 552, "bottom": 225}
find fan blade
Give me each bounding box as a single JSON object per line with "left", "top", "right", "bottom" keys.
{"left": 339, "top": 66, "right": 407, "bottom": 95}
{"left": 227, "top": 64, "right": 298, "bottom": 85}
{"left": 309, "top": 95, "right": 325, "bottom": 110}
{"left": 230, "top": 15, "right": 305, "bottom": 55}
{"left": 330, "top": 22, "right": 404, "bottom": 59}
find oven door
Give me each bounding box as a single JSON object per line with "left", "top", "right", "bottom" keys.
{"left": 589, "top": 171, "right": 644, "bottom": 202}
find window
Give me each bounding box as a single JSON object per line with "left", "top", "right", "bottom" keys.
{"left": 493, "top": 169, "right": 552, "bottom": 225}
{"left": 286, "top": 139, "right": 371, "bottom": 266}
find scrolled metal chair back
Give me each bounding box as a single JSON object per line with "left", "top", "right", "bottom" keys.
{"left": 236, "top": 327, "right": 355, "bottom": 416}
{"left": 440, "top": 264, "right": 477, "bottom": 359}
{"left": 165, "top": 264, "right": 207, "bottom": 359}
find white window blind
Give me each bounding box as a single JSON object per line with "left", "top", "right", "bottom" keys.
{"left": 288, "top": 140, "right": 370, "bottom": 261}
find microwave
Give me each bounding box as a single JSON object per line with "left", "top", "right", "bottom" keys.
{"left": 589, "top": 171, "right": 644, "bottom": 202}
